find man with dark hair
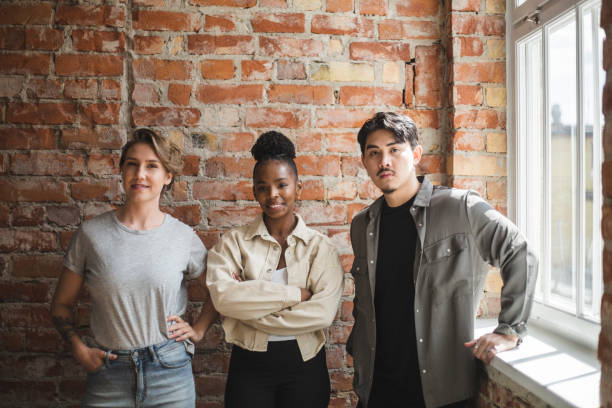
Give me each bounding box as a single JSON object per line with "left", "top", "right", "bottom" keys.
{"left": 347, "top": 112, "right": 538, "bottom": 407}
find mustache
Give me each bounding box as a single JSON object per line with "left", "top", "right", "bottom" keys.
{"left": 377, "top": 168, "right": 395, "bottom": 176}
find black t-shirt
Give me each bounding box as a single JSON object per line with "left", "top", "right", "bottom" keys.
{"left": 368, "top": 196, "right": 425, "bottom": 407}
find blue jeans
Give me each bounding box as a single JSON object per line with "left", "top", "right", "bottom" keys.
{"left": 82, "top": 339, "right": 195, "bottom": 408}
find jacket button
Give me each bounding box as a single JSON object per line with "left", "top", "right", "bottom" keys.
{"left": 370, "top": 260, "right": 374, "bottom": 264}
{"left": 418, "top": 223, "right": 423, "bottom": 227}
{"left": 419, "top": 338, "right": 423, "bottom": 343}
{"left": 422, "top": 369, "right": 427, "bottom": 374}
{"left": 369, "top": 232, "right": 373, "bottom": 236}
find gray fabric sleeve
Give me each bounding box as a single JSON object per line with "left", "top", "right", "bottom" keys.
{"left": 185, "top": 231, "right": 207, "bottom": 280}
{"left": 63, "top": 228, "right": 87, "bottom": 276}
{"left": 465, "top": 191, "right": 539, "bottom": 339}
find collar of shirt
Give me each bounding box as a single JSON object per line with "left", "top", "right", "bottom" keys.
{"left": 243, "top": 213, "right": 316, "bottom": 245}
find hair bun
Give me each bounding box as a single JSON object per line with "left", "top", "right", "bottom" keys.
{"left": 251, "top": 131, "right": 296, "bottom": 162}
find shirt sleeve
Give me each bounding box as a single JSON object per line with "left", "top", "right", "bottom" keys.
{"left": 242, "top": 240, "right": 345, "bottom": 336}
{"left": 63, "top": 228, "right": 87, "bottom": 276}
{"left": 184, "top": 231, "right": 207, "bottom": 280}
{"left": 206, "top": 231, "right": 302, "bottom": 321}
{"left": 465, "top": 191, "right": 538, "bottom": 339}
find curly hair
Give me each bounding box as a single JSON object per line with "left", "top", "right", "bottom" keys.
{"left": 251, "top": 131, "right": 298, "bottom": 178}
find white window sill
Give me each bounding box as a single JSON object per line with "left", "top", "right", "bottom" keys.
{"left": 475, "top": 319, "right": 600, "bottom": 408}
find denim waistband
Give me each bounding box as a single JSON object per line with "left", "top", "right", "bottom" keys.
{"left": 101, "top": 339, "right": 180, "bottom": 364}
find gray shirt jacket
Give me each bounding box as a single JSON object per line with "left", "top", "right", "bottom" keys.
{"left": 347, "top": 177, "right": 538, "bottom": 407}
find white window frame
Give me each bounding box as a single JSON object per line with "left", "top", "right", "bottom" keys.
{"left": 508, "top": 0, "right": 602, "bottom": 350}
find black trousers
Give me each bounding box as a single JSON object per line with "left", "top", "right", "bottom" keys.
{"left": 224, "top": 340, "right": 330, "bottom": 408}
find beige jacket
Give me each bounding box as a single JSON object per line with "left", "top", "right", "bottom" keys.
{"left": 206, "top": 213, "right": 344, "bottom": 361}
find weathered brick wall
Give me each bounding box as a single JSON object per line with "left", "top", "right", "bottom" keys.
{"left": 0, "top": 0, "right": 506, "bottom": 406}
{"left": 600, "top": 1, "right": 612, "bottom": 405}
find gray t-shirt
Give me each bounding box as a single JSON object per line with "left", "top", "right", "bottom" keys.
{"left": 64, "top": 211, "right": 206, "bottom": 351}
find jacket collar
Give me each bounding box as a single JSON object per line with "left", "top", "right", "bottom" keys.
{"left": 245, "top": 213, "right": 314, "bottom": 244}
{"left": 365, "top": 176, "right": 433, "bottom": 222}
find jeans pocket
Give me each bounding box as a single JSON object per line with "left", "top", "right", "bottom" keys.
{"left": 157, "top": 340, "right": 192, "bottom": 369}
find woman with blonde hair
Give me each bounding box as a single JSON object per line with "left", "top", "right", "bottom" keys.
{"left": 51, "top": 128, "right": 217, "bottom": 407}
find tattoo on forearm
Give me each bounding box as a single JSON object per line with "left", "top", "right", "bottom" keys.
{"left": 52, "top": 315, "right": 78, "bottom": 343}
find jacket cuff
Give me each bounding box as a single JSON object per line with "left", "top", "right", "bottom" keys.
{"left": 493, "top": 322, "right": 527, "bottom": 345}
{"left": 283, "top": 286, "right": 302, "bottom": 308}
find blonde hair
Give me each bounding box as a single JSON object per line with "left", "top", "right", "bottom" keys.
{"left": 119, "top": 128, "right": 183, "bottom": 194}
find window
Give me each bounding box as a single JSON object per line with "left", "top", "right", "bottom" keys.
{"left": 511, "top": 0, "right": 603, "bottom": 346}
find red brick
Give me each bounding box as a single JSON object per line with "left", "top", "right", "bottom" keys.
{"left": 452, "top": 177, "right": 485, "bottom": 196}
{"left": 7, "top": 103, "right": 77, "bottom": 125}
{"left": 452, "top": 0, "right": 480, "bottom": 11}
{"left": 0, "top": 27, "right": 24, "bottom": 50}
{"left": 0, "top": 206, "right": 8, "bottom": 227}
{"left": 242, "top": 60, "right": 273, "bottom": 81}
{"left": 0, "top": 180, "right": 68, "bottom": 202}
{"left": 71, "top": 180, "right": 121, "bottom": 201}
{"left": 196, "top": 84, "right": 263, "bottom": 104}
{"left": 339, "top": 86, "right": 402, "bottom": 106}
{"left": 72, "top": 30, "right": 125, "bottom": 53}
{"left": 296, "top": 131, "right": 323, "bottom": 151}
{"left": 328, "top": 324, "right": 352, "bottom": 343}
{"left": 12, "top": 255, "right": 62, "bottom": 278}
{"left": 259, "top": 36, "right": 323, "bottom": 57}
{"left": 191, "top": 0, "right": 256, "bottom": 6}
{"left": 87, "top": 154, "right": 120, "bottom": 175}
{"left": 80, "top": 103, "right": 120, "bottom": 125}
{"left": 316, "top": 108, "right": 374, "bottom": 128}
{"left": 454, "top": 37, "right": 484, "bottom": 57}
{"left": 193, "top": 180, "right": 253, "bottom": 200}
{"left": 56, "top": 5, "right": 125, "bottom": 27}
{"left": 132, "top": 10, "right": 201, "bottom": 32}
{"left": 359, "top": 179, "right": 381, "bottom": 199}
{"left": 359, "top": 0, "right": 386, "bottom": 15}
{"left": 204, "top": 157, "right": 255, "bottom": 178}
{"left": 25, "top": 28, "right": 63, "bottom": 51}
{"left": 0, "top": 282, "right": 49, "bottom": 303}
{"left": 56, "top": 55, "right": 123, "bottom": 76}
{"left": 207, "top": 206, "right": 261, "bottom": 227}
{"left": 0, "top": 128, "right": 54, "bottom": 150}
{"left": 134, "top": 58, "right": 192, "bottom": 81}
{"left": 46, "top": 206, "right": 81, "bottom": 227}
{"left": 454, "top": 85, "right": 483, "bottom": 105}
{"left": 301, "top": 179, "right": 325, "bottom": 200}
{"left": 0, "top": 330, "right": 23, "bottom": 352}
{"left": 0, "top": 380, "right": 56, "bottom": 402}
{"left": 396, "top": 0, "right": 439, "bottom": 16}
{"left": 0, "top": 230, "right": 56, "bottom": 252}
{"left": 398, "top": 109, "right": 440, "bottom": 128}
{"left": 201, "top": 59, "right": 235, "bottom": 80}
{"left": 0, "top": 305, "right": 53, "bottom": 328}
{"left": 252, "top": 13, "right": 305, "bottom": 33}
{"left": 164, "top": 205, "right": 200, "bottom": 226}
{"left": 259, "top": 0, "right": 288, "bottom": 7}
{"left": 325, "top": 132, "right": 358, "bottom": 153}
{"left": 188, "top": 35, "right": 255, "bottom": 55}
{"left": 415, "top": 45, "right": 442, "bottom": 108}
{"left": 182, "top": 155, "right": 200, "bottom": 176}
{"left": 350, "top": 41, "right": 410, "bottom": 61}
{"left": 454, "top": 131, "right": 484, "bottom": 151}
{"left": 132, "top": 83, "right": 159, "bottom": 104}
{"left": 25, "top": 330, "right": 62, "bottom": 353}
{"left": 25, "top": 79, "right": 62, "bottom": 99}
{"left": 0, "top": 3, "right": 53, "bottom": 25}
{"left": 132, "top": 107, "right": 201, "bottom": 126}
{"left": 12, "top": 206, "right": 45, "bottom": 227}
{"left": 311, "top": 15, "right": 374, "bottom": 37}
{"left": 486, "top": 179, "right": 506, "bottom": 201}
{"left": 341, "top": 156, "right": 362, "bottom": 177}
{"left": 327, "top": 0, "right": 354, "bottom": 12}
{"left": 450, "top": 15, "right": 505, "bottom": 36}
{"left": 205, "top": 15, "right": 237, "bottom": 32}
{"left": 221, "top": 132, "right": 255, "bottom": 151}
{"left": 268, "top": 84, "right": 334, "bottom": 105}
{"left": 405, "top": 65, "right": 414, "bottom": 107}
{"left": 102, "top": 80, "right": 121, "bottom": 101}
{"left": 295, "top": 155, "right": 341, "bottom": 176}
{"left": 64, "top": 79, "right": 98, "bottom": 99}
{"left": 328, "top": 180, "right": 358, "bottom": 200}
{"left": 173, "top": 181, "right": 188, "bottom": 202}
{"left": 277, "top": 60, "right": 306, "bottom": 80}
{"left": 418, "top": 154, "right": 444, "bottom": 174}
{"left": 454, "top": 109, "right": 503, "bottom": 129}
{"left": 10, "top": 152, "right": 85, "bottom": 176}
{"left": 0, "top": 54, "right": 50, "bottom": 75}
{"left": 379, "top": 20, "right": 439, "bottom": 40}
{"left": 246, "top": 108, "right": 309, "bottom": 128}
{"left": 454, "top": 62, "right": 505, "bottom": 83}
{"left": 168, "top": 84, "right": 192, "bottom": 106}
{"left": 134, "top": 35, "right": 165, "bottom": 55}
{"left": 298, "top": 204, "right": 345, "bottom": 225}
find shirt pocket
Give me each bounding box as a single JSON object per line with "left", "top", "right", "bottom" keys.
{"left": 422, "top": 233, "right": 471, "bottom": 306}
{"left": 157, "top": 340, "right": 192, "bottom": 369}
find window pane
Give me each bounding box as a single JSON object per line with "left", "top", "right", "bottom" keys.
{"left": 548, "top": 15, "right": 577, "bottom": 308}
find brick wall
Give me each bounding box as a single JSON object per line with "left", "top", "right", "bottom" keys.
{"left": 600, "top": 1, "right": 612, "bottom": 405}
{"left": 0, "top": 0, "right": 506, "bottom": 406}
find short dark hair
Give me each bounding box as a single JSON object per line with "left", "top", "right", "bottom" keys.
{"left": 357, "top": 112, "right": 419, "bottom": 153}
{"left": 251, "top": 131, "right": 298, "bottom": 179}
